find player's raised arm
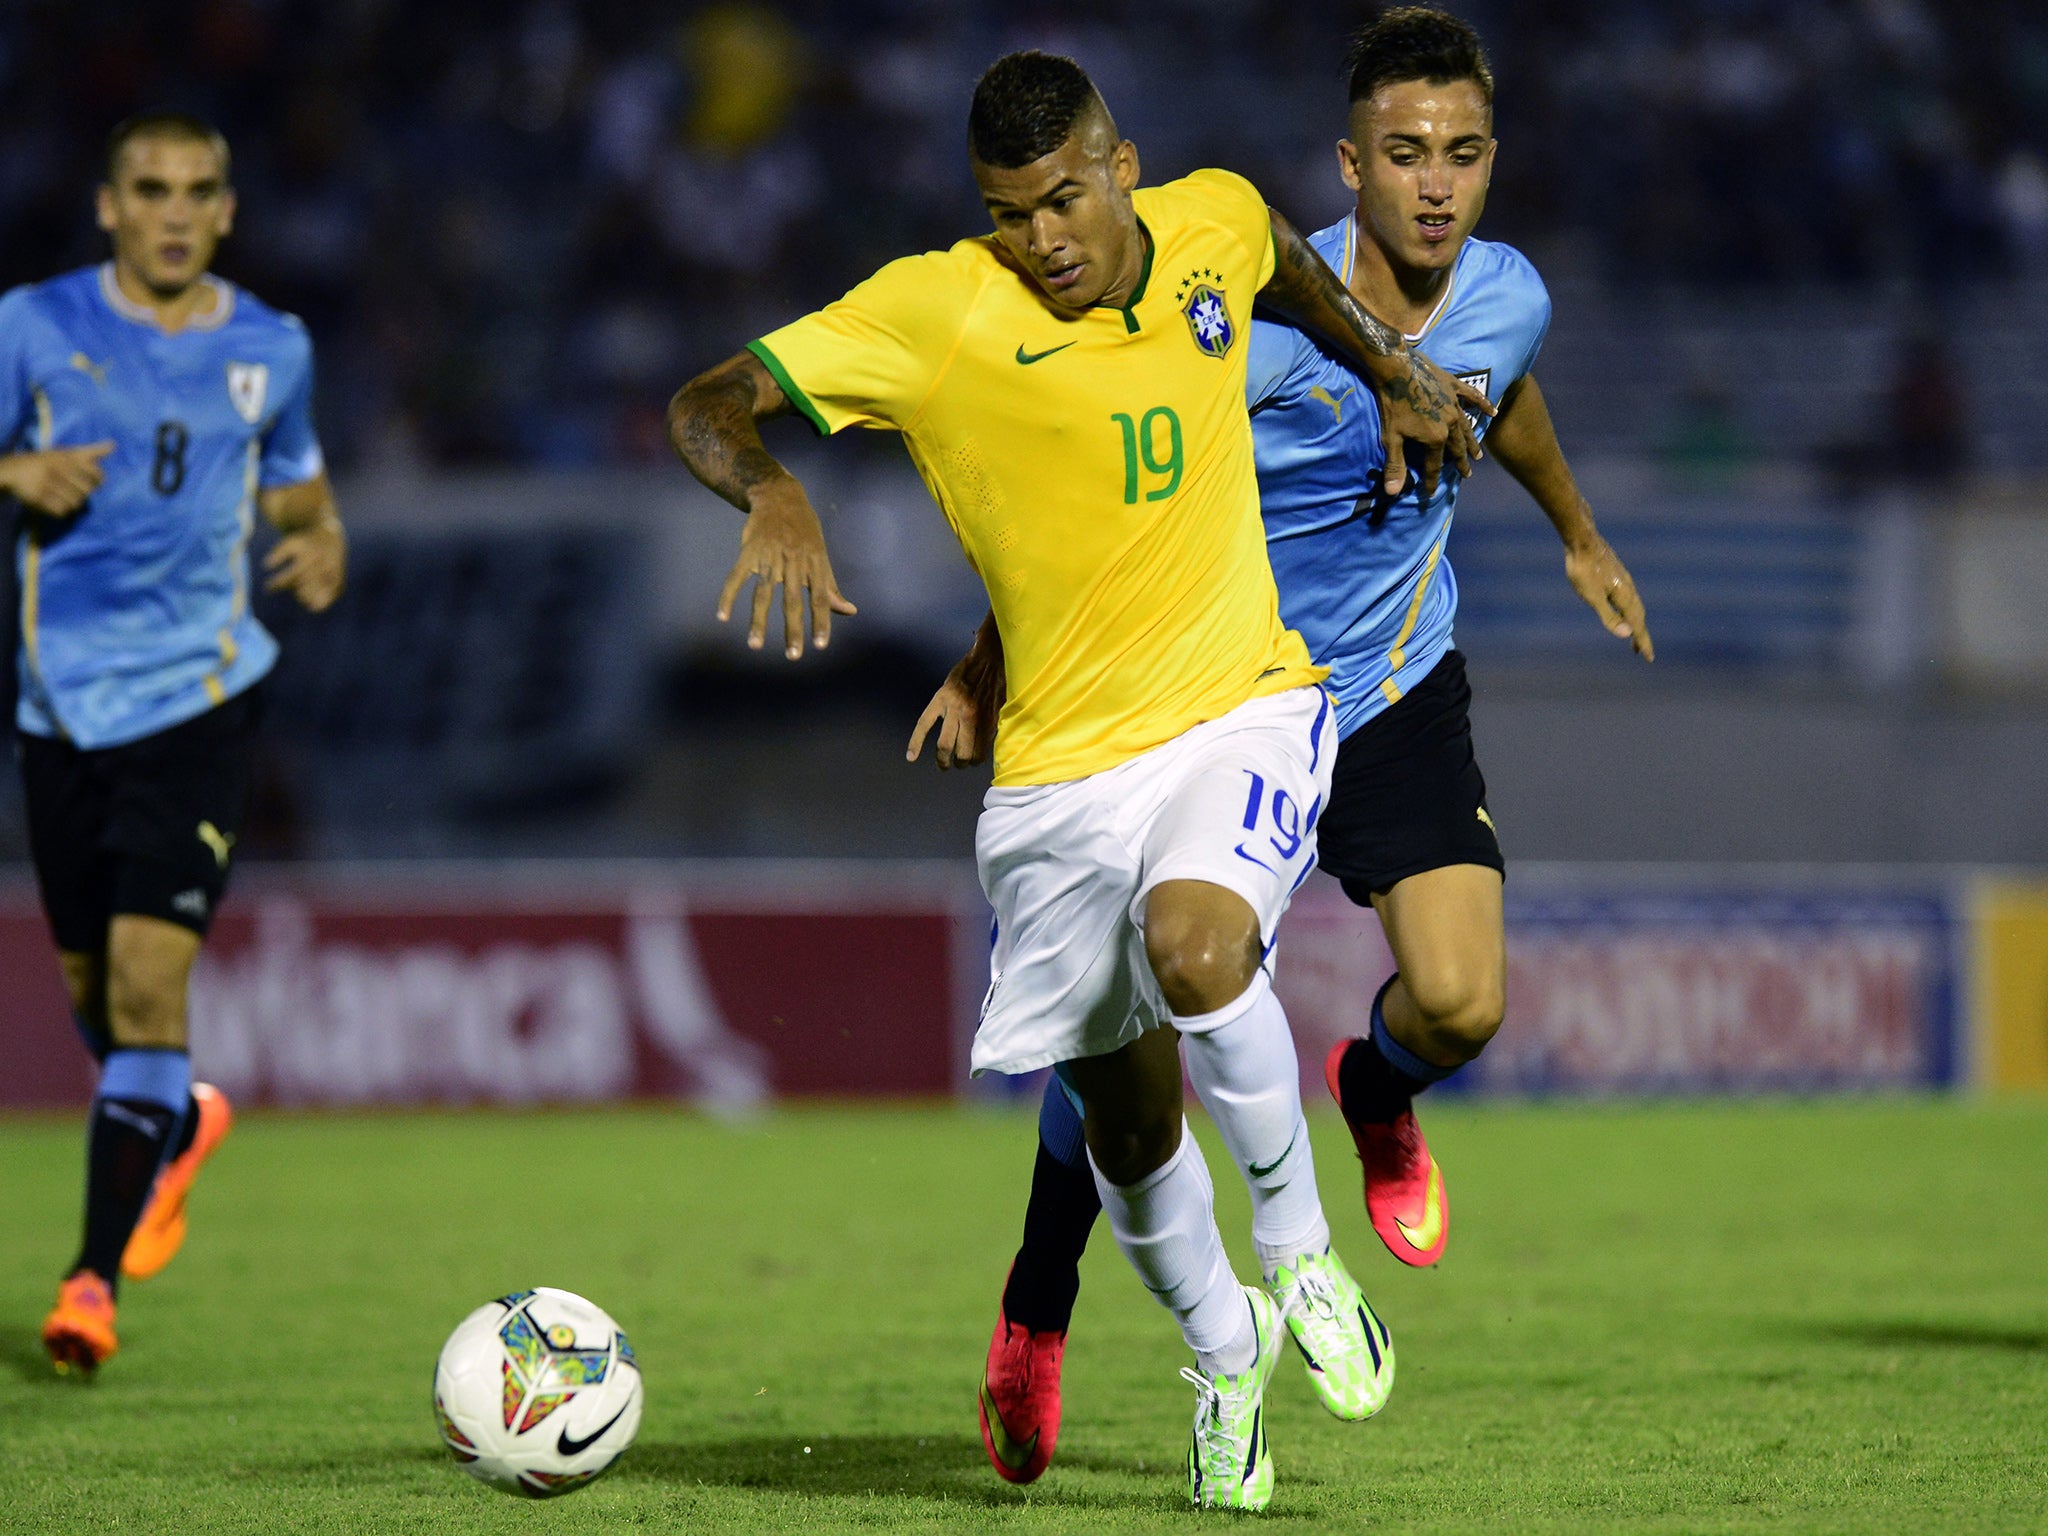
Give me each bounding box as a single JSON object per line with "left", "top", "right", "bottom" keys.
{"left": 667, "top": 349, "right": 855, "bottom": 660}
{"left": 1485, "top": 372, "right": 1652, "bottom": 662}
{"left": 1258, "top": 207, "right": 1489, "bottom": 500}
{"left": 259, "top": 472, "right": 348, "bottom": 613}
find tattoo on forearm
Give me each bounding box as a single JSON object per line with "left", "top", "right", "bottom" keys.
{"left": 668, "top": 364, "right": 790, "bottom": 513}
{"left": 1266, "top": 215, "right": 1458, "bottom": 422}
{"left": 1270, "top": 217, "right": 1401, "bottom": 358}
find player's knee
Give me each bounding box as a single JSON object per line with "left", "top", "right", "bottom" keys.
{"left": 1144, "top": 911, "right": 1260, "bottom": 1018}
{"left": 1404, "top": 969, "right": 1504, "bottom": 1062}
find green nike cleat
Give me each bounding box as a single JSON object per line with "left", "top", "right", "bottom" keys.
{"left": 1182, "top": 1285, "right": 1283, "bottom": 1511}
{"left": 1267, "top": 1248, "right": 1395, "bottom": 1421}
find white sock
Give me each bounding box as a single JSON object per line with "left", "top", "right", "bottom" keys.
{"left": 1089, "top": 1124, "right": 1254, "bottom": 1371}
{"left": 1196, "top": 1298, "right": 1261, "bottom": 1380}
{"left": 1178, "top": 970, "right": 1331, "bottom": 1278}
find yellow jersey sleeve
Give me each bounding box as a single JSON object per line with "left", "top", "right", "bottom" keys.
{"left": 1147, "top": 167, "right": 1277, "bottom": 292}
{"left": 748, "top": 251, "right": 983, "bottom": 435}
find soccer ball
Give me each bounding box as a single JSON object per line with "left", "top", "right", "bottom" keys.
{"left": 433, "top": 1287, "right": 643, "bottom": 1498}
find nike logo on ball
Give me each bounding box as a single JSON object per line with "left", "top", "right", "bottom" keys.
{"left": 556, "top": 1405, "right": 629, "bottom": 1457}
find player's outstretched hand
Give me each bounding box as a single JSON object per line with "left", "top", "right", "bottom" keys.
{"left": 0, "top": 441, "right": 114, "bottom": 516}
{"left": 907, "top": 638, "right": 1005, "bottom": 769}
{"left": 1565, "top": 536, "right": 1654, "bottom": 661}
{"left": 264, "top": 517, "right": 348, "bottom": 612}
{"left": 1378, "top": 356, "right": 1490, "bottom": 502}
{"left": 718, "top": 484, "right": 857, "bottom": 659}
{"left": 907, "top": 673, "right": 984, "bottom": 769}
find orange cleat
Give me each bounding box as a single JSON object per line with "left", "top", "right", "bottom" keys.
{"left": 1325, "top": 1040, "right": 1449, "bottom": 1268}
{"left": 122, "top": 1082, "right": 234, "bottom": 1282}
{"left": 42, "top": 1271, "right": 119, "bottom": 1374}
{"left": 978, "top": 1286, "right": 1066, "bottom": 1485}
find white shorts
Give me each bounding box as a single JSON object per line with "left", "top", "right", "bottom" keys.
{"left": 971, "top": 684, "right": 1336, "bottom": 1076}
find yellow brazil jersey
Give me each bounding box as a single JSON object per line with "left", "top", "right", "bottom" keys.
{"left": 749, "top": 168, "right": 1324, "bottom": 786}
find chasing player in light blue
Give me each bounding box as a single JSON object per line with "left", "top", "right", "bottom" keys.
{"left": 1247, "top": 223, "right": 1552, "bottom": 728}
{"left": 1, "top": 112, "right": 346, "bottom": 1374}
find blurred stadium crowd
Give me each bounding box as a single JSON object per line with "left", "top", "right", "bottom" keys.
{"left": 3, "top": 0, "right": 2047, "bottom": 866}
{"left": 0, "top": 0, "right": 2043, "bottom": 472}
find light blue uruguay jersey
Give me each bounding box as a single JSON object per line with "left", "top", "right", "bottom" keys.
{"left": 2, "top": 264, "right": 323, "bottom": 749}
{"left": 1248, "top": 219, "right": 1549, "bottom": 740}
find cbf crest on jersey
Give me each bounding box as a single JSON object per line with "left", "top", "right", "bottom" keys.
{"left": 226, "top": 362, "right": 269, "bottom": 424}
{"left": 1176, "top": 266, "right": 1234, "bottom": 359}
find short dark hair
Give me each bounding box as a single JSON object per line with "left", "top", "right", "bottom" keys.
{"left": 1345, "top": 7, "right": 1494, "bottom": 110}
{"left": 968, "top": 51, "right": 1101, "bottom": 169}
{"left": 105, "top": 112, "right": 231, "bottom": 184}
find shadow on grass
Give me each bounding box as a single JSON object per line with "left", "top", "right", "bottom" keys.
{"left": 0, "top": 1324, "right": 68, "bottom": 1385}
{"left": 262, "top": 1436, "right": 1324, "bottom": 1520}
{"left": 1791, "top": 1319, "right": 2048, "bottom": 1354}
{"left": 618, "top": 1433, "right": 1216, "bottom": 1516}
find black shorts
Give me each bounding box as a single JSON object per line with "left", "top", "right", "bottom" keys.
{"left": 18, "top": 686, "right": 263, "bottom": 952}
{"left": 1316, "top": 650, "right": 1503, "bottom": 906}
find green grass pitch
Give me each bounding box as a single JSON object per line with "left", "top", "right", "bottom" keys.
{"left": 1, "top": 1099, "right": 2043, "bottom": 1533}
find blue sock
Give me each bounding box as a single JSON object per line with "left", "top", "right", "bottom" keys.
{"left": 74, "top": 1048, "right": 192, "bottom": 1288}
{"left": 1337, "top": 976, "right": 1460, "bottom": 1124}
{"left": 1001, "top": 1070, "right": 1102, "bottom": 1333}
{"left": 1038, "top": 1067, "right": 1088, "bottom": 1170}
{"left": 1370, "top": 979, "right": 1460, "bottom": 1088}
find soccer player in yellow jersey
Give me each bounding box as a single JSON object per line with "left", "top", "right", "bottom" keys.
{"left": 668, "top": 52, "right": 1483, "bottom": 1510}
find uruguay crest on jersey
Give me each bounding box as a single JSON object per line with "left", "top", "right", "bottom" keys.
{"left": 226, "top": 360, "right": 268, "bottom": 423}
{"left": 1177, "top": 266, "right": 1234, "bottom": 358}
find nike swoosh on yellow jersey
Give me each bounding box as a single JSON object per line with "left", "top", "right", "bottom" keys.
{"left": 1394, "top": 1160, "right": 1445, "bottom": 1253}
{"left": 980, "top": 1375, "right": 1039, "bottom": 1471}
{"left": 1013, "top": 341, "right": 1077, "bottom": 365}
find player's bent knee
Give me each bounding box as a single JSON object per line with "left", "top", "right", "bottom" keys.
{"left": 1147, "top": 939, "right": 1257, "bottom": 1017}
{"left": 1441, "top": 995, "right": 1504, "bottom": 1058}
{"left": 1143, "top": 908, "right": 1261, "bottom": 1018}
{"left": 1407, "top": 974, "right": 1504, "bottom": 1061}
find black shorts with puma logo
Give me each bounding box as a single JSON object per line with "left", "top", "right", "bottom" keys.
{"left": 17, "top": 685, "right": 262, "bottom": 951}
{"left": 1315, "top": 650, "right": 1503, "bottom": 904}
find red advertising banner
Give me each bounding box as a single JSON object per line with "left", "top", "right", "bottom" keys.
{"left": 0, "top": 867, "right": 975, "bottom": 1110}
{"left": 0, "top": 865, "right": 1963, "bottom": 1110}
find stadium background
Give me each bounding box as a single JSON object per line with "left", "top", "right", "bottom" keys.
{"left": 1, "top": 0, "right": 2045, "bottom": 1109}
{"left": 3, "top": 7, "right": 2046, "bottom": 1533}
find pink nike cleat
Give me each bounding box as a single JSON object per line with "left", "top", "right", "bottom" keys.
{"left": 1325, "top": 1039, "right": 1448, "bottom": 1267}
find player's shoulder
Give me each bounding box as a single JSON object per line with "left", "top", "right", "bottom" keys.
{"left": 1459, "top": 236, "right": 1549, "bottom": 309}
{"left": 0, "top": 265, "right": 102, "bottom": 332}
{"left": 217, "top": 280, "right": 314, "bottom": 355}
{"left": 1305, "top": 213, "right": 1351, "bottom": 270}
{"left": 1135, "top": 168, "right": 1268, "bottom": 238}
{"left": 837, "top": 239, "right": 998, "bottom": 322}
